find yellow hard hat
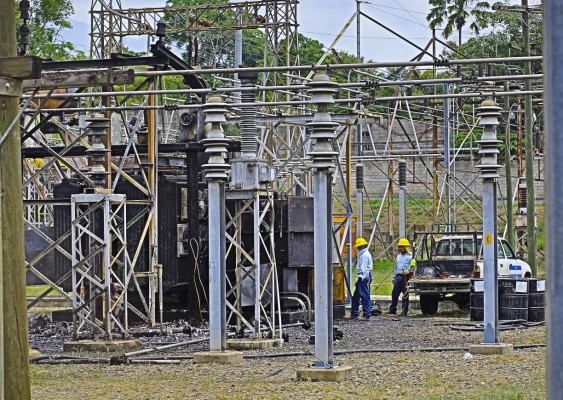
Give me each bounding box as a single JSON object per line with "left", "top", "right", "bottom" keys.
{"left": 398, "top": 238, "right": 410, "bottom": 247}
{"left": 354, "top": 237, "right": 368, "bottom": 248}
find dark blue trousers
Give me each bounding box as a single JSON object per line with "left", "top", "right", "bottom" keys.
{"left": 390, "top": 274, "right": 409, "bottom": 315}
{"left": 351, "top": 275, "right": 372, "bottom": 318}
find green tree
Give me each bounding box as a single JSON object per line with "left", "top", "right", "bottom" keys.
{"left": 427, "top": 0, "right": 491, "bottom": 46}
{"left": 445, "top": 3, "right": 543, "bottom": 59}
{"left": 15, "top": 0, "right": 86, "bottom": 60}
{"left": 165, "top": 0, "right": 233, "bottom": 68}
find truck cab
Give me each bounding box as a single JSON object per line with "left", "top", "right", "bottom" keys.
{"left": 436, "top": 235, "right": 532, "bottom": 278}
{"left": 409, "top": 233, "right": 532, "bottom": 315}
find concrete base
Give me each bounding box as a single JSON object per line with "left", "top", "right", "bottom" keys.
{"left": 296, "top": 365, "right": 352, "bottom": 382}
{"left": 227, "top": 338, "right": 283, "bottom": 350}
{"left": 192, "top": 351, "right": 244, "bottom": 364}
{"left": 63, "top": 339, "right": 140, "bottom": 352}
{"left": 469, "top": 343, "right": 514, "bottom": 355}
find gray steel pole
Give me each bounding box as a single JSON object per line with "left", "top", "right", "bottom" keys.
{"left": 504, "top": 79, "right": 515, "bottom": 249}
{"left": 208, "top": 182, "right": 224, "bottom": 350}
{"left": 234, "top": 6, "right": 243, "bottom": 103}
{"left": 103, "top": 197, "right": 112, "bottom": 340}
{"left": 522, "top": 0, "right": 537, "bottom": 275}
{"left": 444, "top": 84, "right": 451, "bottom": 229}
{"left": 398, "top": 159, "right": 407, "bottom": 238}
{"left": 356, "top": 164, "right": 364, "bottom": 238}
{"left": 137, "top": 56, "right": 544, "bottom": 77}
{"left": 0, "top": 148, "right": 3, "bottom": 394}
{"left": 253, "top": 192, "right": 261, "bottom": 336}
{"left": 356, "top": 0, "right": 363, "bottom": 157}
{"left": 543, "top": 2, "right": 563, "bottom": 397}
{"left": 477, "top": 100, "right": 502, "bottom": 344}
{"left": 346, "top": 203, "right": 353, "bottom": 304}
{"left": 307, "top": 73, "right": 339, "bottom": 368}
{"left": 202, "top": 96, "right": 231, "bottom": 352}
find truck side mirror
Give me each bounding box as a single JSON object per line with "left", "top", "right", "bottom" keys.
{"left": 515, "top": 252, "right": 522, "bottom": 259}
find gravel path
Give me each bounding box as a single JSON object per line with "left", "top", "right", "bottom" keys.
{"left": 30, "top": 310, "right": 546, "bottom": 399}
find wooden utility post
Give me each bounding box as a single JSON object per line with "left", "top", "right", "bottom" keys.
{"left": 0, "top": 0, "right": 41, "bottom": 397}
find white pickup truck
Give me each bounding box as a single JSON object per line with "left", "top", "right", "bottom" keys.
{"left": 409, "top": 234, "right": 532, "bottom": 315}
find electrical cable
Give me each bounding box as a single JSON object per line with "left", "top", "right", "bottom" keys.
{"left": 449, "top": 319, "right": 545, "bottom": 331}
{"left": 190, "top": 237, "right": 208, "bottom": 323}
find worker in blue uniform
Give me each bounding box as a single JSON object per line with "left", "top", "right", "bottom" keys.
{"left": 389, "top": 238, "right": 413, "bottom": 316}
{"left": 349, "top": 237, "right": 373, "bottom": 320}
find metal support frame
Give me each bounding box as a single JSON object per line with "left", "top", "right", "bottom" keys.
{"left": 22, "top": 79, "right": 159, "bottom": 330}
{"left": 70, "top": 193, "right": 130, "bottom": 340}
{"left": 89, "top": 0, "right": 299, "bottom": 77}
{"left": 225, "top": 190, "right": 281, "bottom": 339}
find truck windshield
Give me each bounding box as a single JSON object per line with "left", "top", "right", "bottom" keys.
{"left": 476, "top": 239, "right": 515, "bottom": 258}
{"left": 435, "top": 238, "right": 476, "bottom": 256}
{"left": 500, "top": 240, "right": 517, "bottom": 258}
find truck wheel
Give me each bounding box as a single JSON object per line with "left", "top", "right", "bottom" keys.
{"left": 420, "top": 295, "right": 439, "bottom": 315}
{"left": 453, "top": 294, "right": 470, "bottom": 310}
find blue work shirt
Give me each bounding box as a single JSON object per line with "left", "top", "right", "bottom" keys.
{"left": 356, "top": 248, "right": 373, "bottom": 280}
{"left": 393, "top": 251, "right": 412, "bottom": 276}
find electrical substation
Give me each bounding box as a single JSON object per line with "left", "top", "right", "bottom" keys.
{"left": 1, "top": 0, "right": 558, "bottom": 397}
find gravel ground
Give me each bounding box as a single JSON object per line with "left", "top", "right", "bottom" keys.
{"left": 29, "top": 308, "right": 547, "bottom": 399}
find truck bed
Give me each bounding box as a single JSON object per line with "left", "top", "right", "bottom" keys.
{"left": 409, "top": 259, "right": 474, "bottom": 294}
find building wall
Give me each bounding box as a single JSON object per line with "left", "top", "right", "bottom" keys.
{"left": 334, "top": 119, "right": 545, "bottom": 204}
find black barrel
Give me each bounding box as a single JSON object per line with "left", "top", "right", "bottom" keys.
{"left": 498, "top": 278, "right": 528, "bottom": 321}
{"left": 527, "top": 278, "right": 546, "bottom": 322}
{"left": 470, "top": 278, "right": 484, "bottom": 321}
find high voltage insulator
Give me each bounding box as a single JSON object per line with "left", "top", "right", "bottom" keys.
{"left": 306, "top": 73, "right": 339, "bottom": 170}
{"left": 476, "top": 100, "right": 502, "bottom": 179}
{"left": 398, "top": 159, "right": 407, "bottom": 187}
{"left": 85, "top": 115, "right": 110, "bottom": 188}
{"left": 356, "top": 164, "right": 364, "bottom": 190}
{"left": 518, "top": 182, "right": 527, "bottom": 208}
{"left": 239, "top": 71, "right": 259, "bottom": 159}
{"left": 202, "top": 96, "right": 231, "bottom": 181}
{"left": 487, "top": 64, "right": 494, "bottom": 77}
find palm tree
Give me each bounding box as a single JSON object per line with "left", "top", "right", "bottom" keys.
{"left": 427, "top": 0, "right": 491, "bottom": 47}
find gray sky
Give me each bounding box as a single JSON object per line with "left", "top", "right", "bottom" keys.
{"left": 67, "top": 0, "right": 538, "bottom": 62}
{"left": 68, "top": 0, "right": 436, "bottom": 61}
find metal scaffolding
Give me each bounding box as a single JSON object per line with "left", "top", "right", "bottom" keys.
{"left": 18, "top": 1, "right": 545, "bottom": 343}
{"left": 70, "top": 193, "right": 131, "bottom": 341}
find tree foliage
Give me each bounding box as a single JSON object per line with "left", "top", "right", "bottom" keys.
{"left": 164, "top": 0, "right": 234, "bottom": 68}
{"left": 427, "top": 0, "right": 491, "bottom": 46}
{"left": 15, "top": 0, "right": 86, "bottom": 60}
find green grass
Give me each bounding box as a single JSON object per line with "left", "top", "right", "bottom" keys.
{"left": 347, "top": 259, "right": 395, "bottom": 296}
{"left": 26, "top": 285, "right": 67, "bottom": 297}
